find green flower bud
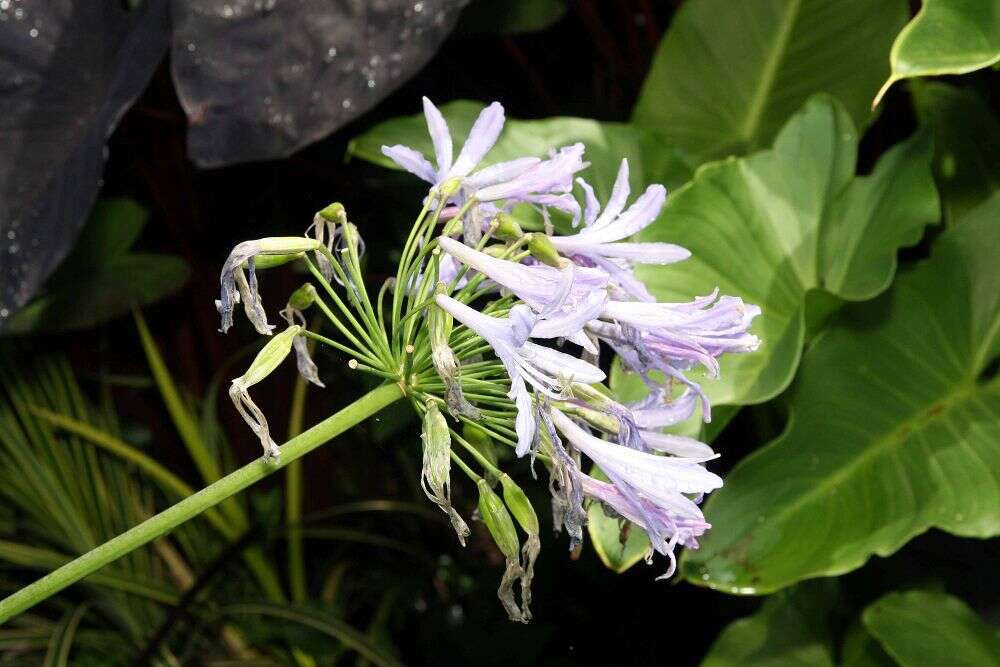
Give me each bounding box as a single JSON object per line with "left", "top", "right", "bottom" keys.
{"left": 229, "top": 326, "right": 302, "bottom": 461}
{"left": 477, "top": 479, "right": 520, "bottom": 562}
{"left": 287, "top": 283, "right": 318, "bottom": 311}
{"left": 493, "top": 212, "right": 524, "bottom": 241}
{"left": 499, "top": 474, "right": 538, "bottom": 536}
{"left": 527, "top": 233, "right": 562, "bottom": 267}
{"left": 317, "top": 202, "right": 346, "bottom": 223}
{"left": 421, "top": 401, "right": 470, "bottom": 546}
{"left": 463, "top": 423, "right": 497, "bottom": 471}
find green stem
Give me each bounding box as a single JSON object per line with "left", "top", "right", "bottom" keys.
{"left": 0, "top": 383, "right": 404, "bottom": 625}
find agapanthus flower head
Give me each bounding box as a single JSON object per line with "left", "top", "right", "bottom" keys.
{"left": 215, "top": 97, "right": 764, "bottom": 623}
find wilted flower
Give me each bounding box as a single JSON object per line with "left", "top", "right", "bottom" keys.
{"left": 218, "top": 237, "right": 325, "bottom": 335}
{"left": 229, "top": 326, "right": 305, "bottom": 461}
{"left": 420, "top": 400, "right": 470, "bottom": 545}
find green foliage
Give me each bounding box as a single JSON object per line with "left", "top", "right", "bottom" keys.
{"left": 911, "top": 81, "right": 1000, "bottom": 223}
{"left": 683, "top": 197, "right": 1000, "bottom": 593}
{"left": 875, "top": 0, "right": 1000, "bottom": 106}
{"left": 4, "top": 199, "right": 188, "bottom": 334}
{"left": 862, "top": 590, "right": 1000, "bottom": 666}
{"left": 456, "top": 0, "right": 566, "bottom": 35}
{"left": 633, "top": 0, "right": 908, "bottom": 169}
{"left": 700, "top": 580, "right": 838, "bottom": 666}
{"left": 631, "top": 95, "right": 938, "bottom": 409}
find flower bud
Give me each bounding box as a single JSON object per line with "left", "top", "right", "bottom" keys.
{"left": 477, "top": 478, "right": 527, "bottom": 623}
{"left": 493, "top": 212, "right": 524, "bottom": 241}
{"left": 420, "top": 401, "right": 470, "bottom": 546}
{"left": 528, "top": 233, "right": 562, "bottom": 267}
{"left": 229, "top": 325, "right": 302, "bottom": 461}
{"left": 287, "top": 283, "right": 318, "bottom": 311}
{"left": 317, "top": 202, "right": 346, "bottom": 223}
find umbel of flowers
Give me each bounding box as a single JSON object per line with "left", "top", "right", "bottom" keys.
{"left": 217, "top": 98, "right": 760, "bottom": 622}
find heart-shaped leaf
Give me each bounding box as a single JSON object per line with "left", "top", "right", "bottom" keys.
{"left": 633, "top": 0, "right": 908, "bottom": 166}
{"left": 863, "top": 590, "right": 1000, "bottom": 667}
{"left": 874, "top": 0, "right": 1000, "bottom": 107}
{"left": 682, "top": 194, "right": 1000, "bottom": 594}
{"left": 633, "top": 95, "right": 938, "bottom": 409}
{"left": 702, "top": 580, "right": 838, "bottom": 667}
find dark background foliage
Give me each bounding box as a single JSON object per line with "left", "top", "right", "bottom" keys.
{"left": 4, "top": 1, "right": 998, "bottom": 664}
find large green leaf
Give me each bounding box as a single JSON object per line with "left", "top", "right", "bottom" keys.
{"left": 874, "top": 0, "right": 1000, "bottom": 107}
{"left": 911, "top": 81, "right": 1000, "bottom": 224}
{"left": 862, "top": 590, "right": 1000, "bottom": 667}
{"left": 634, "top": 95, "right": 938, "bottom": 409}
{"left": 701, "top": 580, "right": 838, "bottom": 667}
{"left": 348, "top": 99, "right": 693, "bottom": 201}
{"left": 633, "top": 0, "right": 907, "bottom": 166}
{"left": 682, "top": 195, "right": 1000, "bottom": 594}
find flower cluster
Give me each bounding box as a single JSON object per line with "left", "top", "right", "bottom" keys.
{"left": 217, "top": 98, "right": 760, "bottom": 623}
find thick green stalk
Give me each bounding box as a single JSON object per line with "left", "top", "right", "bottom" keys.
{"left": 0, "top": 383, "right": 404, "bottom": 625}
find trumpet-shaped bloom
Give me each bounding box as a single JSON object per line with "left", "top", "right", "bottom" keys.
{"left": 601, "top": 291, "right": 761, "bottom": 377}
{"left": 435, "top": 295, "right": 604, "bottom": 456}
{"left": 438, "top": 236, "right": 608, "bottom": 316}
{"left": 551, "top": 160, "right": 687, "bottom": 264}
{"left": 381, "top": 99, "right": 587, "bottom": 219}
{"left": 551, "top": 408, "right": 721, "bottom": 576}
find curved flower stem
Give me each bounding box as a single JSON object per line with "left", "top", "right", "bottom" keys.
{"left": 0, "top": 383, "right": 404, "bottom": 625}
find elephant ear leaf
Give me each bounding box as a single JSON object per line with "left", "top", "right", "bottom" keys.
{"left": 874, "top": 0, "right": 1000, "bottom": 107}
{"left": 682, "top": 193, "right": 1000, "bottom": 593}
{"left": 863, "top": 590, "right": 1000, "bottom": 667}
{"left": 627, "top": 95, "right": 938, "bottom": 412}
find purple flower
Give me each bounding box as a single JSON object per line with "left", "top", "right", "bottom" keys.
{"left": 550, "top": 408, "right": 721, "bottom": 576}
{"left": 438, "top": 236, "right": 608, "bottom": 317}
{"left": 381, "top": 99, "right": 588, "bottom": 220}
{"left": 601, "top": 291, "right": 761, "bottom": 377}
{"left": 629, "top": 388, "right": 699, "bottom": 429}
{"left": 435, "top": 295, "right": 605, "bottom": 456}
{"left": 381, "top": 98, "right": 515, "bottom": 187}
{"left": 580, "top": 474, "right": 711, "bottom": 577}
